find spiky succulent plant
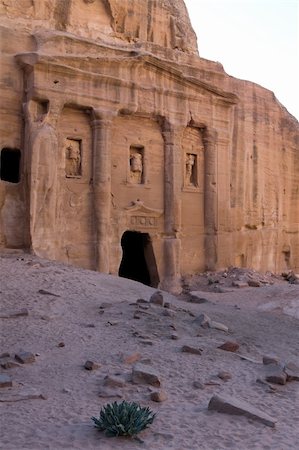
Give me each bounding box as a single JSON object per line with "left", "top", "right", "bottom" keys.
{"left": 91, "top": 400, "right": 156, "bottom": 437}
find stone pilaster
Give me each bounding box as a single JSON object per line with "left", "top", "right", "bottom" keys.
{"left": 160, "top": 121, "right": 184, "bottom": 294}
{"left": 203, "top": 127, "right": 218, "bottom": 270}
{"left": 91, "top": 110, "right": 116, "bottom": 273}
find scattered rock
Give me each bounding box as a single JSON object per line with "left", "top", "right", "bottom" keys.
{"left": 136, "top": 298, "right": 148, "bottom": 304}
{"left": 0, "top": 353, "right": 10, "bottom": 359}
{"left": 193, "top": 380, "right": 205, "bottom": 389}
{"left": 122, "top": 352, "right": 141, "bottom": 365}
{"left": 15, "top": 351, "right": 36, "bottom": 364}
{"left": 133, "top": 312, "right": 141, "bottom": 319}
{"left": 103, "top": 375, "right": 126, "bottom": 388}
{"left": 106, "top": 320, "right": 119, "bottom": 326}
{"left": 181, "top": 345, "right": 203, "bottom": 355}
{"left": 193, "top": 313, "right": 211, "bottom": 328}
{"left": 149, "top": 291, "right": 164, "bottom": 306}
{"left": 263, "top": 355, "right": 280, "bottom": 365}
{"left": 217, "top": 371, "right": 232, "bottom": 381}
{"left": 209, "top": 321, "right": 229, "bottom": 332}
{"left": 256, "top": 378, "right": 277, "bottom": 392}
{"left": 188, "top": 292, "right": 209, "bottom": 304}
{"left": 57, "top": 342, "right": 65, "bottom": 348}
{"left": 164, "top": 302, "right": 171, "bottom": 308}
{"left": 99, "top": 302, "right": 113, "bottom": 309}
{"left": 284, "top": 361, "right": 299, "bottom": 381}
{"left": 1, "top": 361, "right": 22, "bottom": 369}
{"left": 171, "top": 333, "right": 179, "bottom": 340}
{"left": 98, "top": 388, "right": 123, "bottom": 398}
{"left": 218, "top": 341, "right": 239, "bottom": 352}
{"left": 38, "top": 289, "right": 60, "bottom": 297}
{"left": 84, "top": 360, "right": 100, "bottom": 371}
{"left": 150, "top": 391, "right": 167, "bottom": 402}
{"left": 232, "top": 281, "right": 248, "bottom": 288}
{"left": 265, "top": 363, "right": 287, "bottom": 385}
{"left": 248, "top": 280, "right": 261, "bottom": 287}
{"left": 140, "top": 339, "right": 154, "bottom": 346}
{"left": 163, "top": 309, "right": 175, "bottom": 317}
{"left": 0, "top": 387, "right": 47, "bottom": 402}
{"left": 0, "top": 374, "right": 13, "bottom": 388}
{"left": 0, "top": 308, "right": 29, "bottom": 319}
{"left": 208, "top": 394, "right": 277, "bottom": 427}
{"left": 132, "top": 363, "right": 161, "bottom": 387}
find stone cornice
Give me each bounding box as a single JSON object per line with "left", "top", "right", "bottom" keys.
{"left": 16, "top": 51, "right": 238, "bottom": 106}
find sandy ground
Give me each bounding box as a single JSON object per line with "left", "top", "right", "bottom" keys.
{"left": 0, "top": 251, "right": 298, "bottom": 450}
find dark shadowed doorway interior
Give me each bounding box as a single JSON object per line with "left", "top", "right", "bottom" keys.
{"left": 119, "top": 231, "right": 159, "bottom": 287}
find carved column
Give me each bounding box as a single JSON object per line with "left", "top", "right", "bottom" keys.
{"left": 160, "top": 121, "right": 184, "bottom": 294}
{"left": 91, "top": 110, "right": 116, "bottom": 273}
{"left": 203, "top": 128, "right": 218, "bottom": 270}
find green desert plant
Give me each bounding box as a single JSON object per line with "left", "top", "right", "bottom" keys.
{"left": 91, "top": 400, "right": 156, "bottom": 437}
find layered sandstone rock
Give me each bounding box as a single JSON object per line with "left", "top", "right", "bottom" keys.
{"left": 0, "top": 0, "right": 298, "bottom": 292}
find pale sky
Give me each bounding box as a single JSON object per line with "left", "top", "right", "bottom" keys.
{"left": 184, "top": 0, "right": 299, "bottom": 120}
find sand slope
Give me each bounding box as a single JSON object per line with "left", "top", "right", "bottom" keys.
{"left": 0, "top": 253, "right": 298, "bottom": 450}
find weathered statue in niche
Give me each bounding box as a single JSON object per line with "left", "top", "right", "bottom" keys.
{"left": 26, "top": 102, "right": 59, "bottom": 259}
{"left": 65, "top": 139, "right": 81, "bottom": 177}
{"left": 185, "top": 153, "right": 196, "bottom": 186}
{"left": 130, "top": 148, "right": 143, "bottom": 184}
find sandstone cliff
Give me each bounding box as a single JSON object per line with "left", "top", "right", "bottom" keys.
{"left": 0, "top": 0, "right": 298, "bottom": 290}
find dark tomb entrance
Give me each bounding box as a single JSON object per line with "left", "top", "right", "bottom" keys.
{"left": 119, "top": 231, "right": 159, "bottom": 287}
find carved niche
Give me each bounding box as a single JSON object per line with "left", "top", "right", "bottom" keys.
{"left": 64, "top": 138, "right": 82, "bottom": 178}
{"left": 129, "top": 145, "right": 144, "bottom": 184}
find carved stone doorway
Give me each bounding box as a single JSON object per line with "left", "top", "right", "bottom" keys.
{"left": 118, "top": 231, "right": 159, "bottom": 287}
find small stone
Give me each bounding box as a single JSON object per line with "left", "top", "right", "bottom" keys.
{"left": 150, "top": 391, "right": 167, "bottom": 402}
{"left": 149, "top": 291, "right": 164, "bottom": 306}
{"left": 106, "top": 320, "right": 119, "bottom": 326}
{"left": 163, "top": 309, "right": 175, "bottom": 317}
{"left": 210, "top": 321, "right": 229, "bottom": 332}
{"left": 104, "top": 375, "right": 126, "bottom": 388}
{"left": 140, "top": 339, "right": 153, "bottom": 346}
{"left": 132, "top": 363, "right": 161, "bottom": 387}
{"left": 38, "top": 289, "right": 60, "bottom": 297}
{"left": 57, "top": 342, "right": 65, "bottom": 347}
{"left": 263, "top": 355, "right": 280, "bottom": 365}
{"left": 171, "top": 333, "right": 179, "bottom": 340}
{"left": 0, "top": 387, "right": 47, "bottom": 402}
{"left": 208, "top": 394, "right": 277, "bottom": 427}
{"left": 1, "top": 361, "right": 22, "bottom": 369}
{"left": 164, "top": 302, "right": 171, "bottom": 308}
{"left": 0, "top": 374, "right": 13, "bottom": 388}
{"left": 193, "top": 380, "right": 205, "bottom": 389}
{"left": 99, "top": 302, "right": 112, "bottom": 309}
{"left": 265, "top": 363, "right": 287, "bottom": 385}
{"left": 193, "top": 313, "right": 211, "bottom": 329}
{"left": 248, "top": 280, "right": 261, "bottom": 287}
{"left": 0, "top": 308, "right": 29, "bottom": 319}
{"left": 284, "top": 361, "right": 299, "bottom": 381}
{"left": 15, "top": 351, "right": 36, "bottom": 364}
{"left": 189, "top": 293, "right": 209, "bottom": 304}
{"left": 122, "top": 352, "right": 141, "bottom": 365}
{"left": 98, "top": 388, "right": 123, "bottom": 398}
{"left": 218, "top": 341, "right": 240, "bottom": 352}
{"left": 84, "top": 360, "right": 100, "bottom": 371}
{"left": 0, "top": 353, "right": 10, "bottom": 359}
{"left": 181, "top": 345, "right": 203, "bottom": 355}
{"left": 136, "top": 298, "right": 148, "bottom": 304}
{"left": 232, "top": 281, "right": 248, "bottom": 288}
{"left": 217, "top": 371, "right": 232, "bottom": 381}
{"left": 133, "top": 312, "right": 141, "bottom": 319}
